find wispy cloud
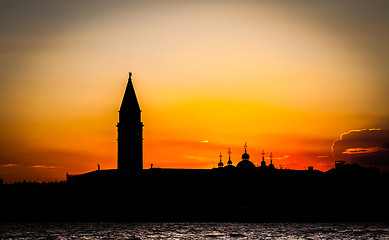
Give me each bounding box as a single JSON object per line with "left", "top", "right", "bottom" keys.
{"left": 31, "top": 165, "right": 57, "bottom": 169}
{"left": 1, "top": 163, "right": 17, "bottom": 167}
{"left": 343, "top": 147, "right": 387, "bottom": 154}
{"left": 271, "top": 155, "right": 290, "bottom": 160}
{"left": 317, "top": 155, "right": 329, "bottom": 158}
{"left": 200, "top": 140, "right": 209, "bottom": 143}
{"left": 183, "top": 155, "right": 205, "bottom": 160}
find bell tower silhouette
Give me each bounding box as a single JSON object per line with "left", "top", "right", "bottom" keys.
{"left": 117, "top": 72, "right": 143, "bottom": 170}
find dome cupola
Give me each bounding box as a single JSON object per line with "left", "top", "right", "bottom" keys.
{"left": 260, "top": 150, "right": 267, "bottom": 167}
{"left": 269, "top": 152, "right": 275, "bottom": 169}
{"left": 237, "top": 142, "right": 256, "bottom": 170}
{"left": 218, "top": 152, "right": 224, "bottom": 168}
{"left": 241, "top": 142, "right": 250, "bottom": 160}
{"left": 227, "top": 148, "right": 233, "bottom": 165}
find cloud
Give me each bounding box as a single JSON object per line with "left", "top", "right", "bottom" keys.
{"left": 331, "top": 128, "right": 382, "bottom": 157}
{"left": 31, "top": 165, "right": 58, "bottom": 169}
{"left": 342, "top": 147, "right": 387, "bottom": 154}
{"left": 275, "top": 155, "right": 290, "bottom": 160}
{"left": 332, "top": 129, "right": 389, "bottom": 172}
{"left": 1, "top": 163, "right": 18, "bottom": 167}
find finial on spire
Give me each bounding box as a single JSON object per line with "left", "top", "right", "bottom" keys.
{"left": 262, "top": 150, "right": 265, "bottom": 160}
{"left": 129, "top": 72, "right": 132, "bottom": 77}
{"left": 270, "top": 152, "right": 273, "bottom": 164}
{"left": 244, "top": 142, "right": 247, "bottom": 153}
{"left": 228, "top": 148, "right": 232, "bottom": 157}
{"left": 219, "top": 152, "right": 222, "bottom": 160}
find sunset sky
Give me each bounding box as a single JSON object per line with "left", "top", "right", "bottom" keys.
{"left": 1, "top": 0, "right": 389, "bottom": 182}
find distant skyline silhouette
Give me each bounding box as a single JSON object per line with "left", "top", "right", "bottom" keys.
{"left": 0, "top": 72, "right": 387, "bottom": 223}
{"left": 87, "top": 72, "right": 386, "bottom": 175}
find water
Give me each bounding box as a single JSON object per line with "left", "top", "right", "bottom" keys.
{"left": 1, "top": 222, "right": 388, "bottom": 239}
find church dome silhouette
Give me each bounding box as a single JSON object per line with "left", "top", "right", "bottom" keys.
{"left": 241, "top": 152, "right": 250, "bottom": 160}
{"left": 237, "top": 159, "right": 256, "bottom": 169}
{"left": 227, "top": 158, "right": 232, "bottom": 166}
{"left": 218, "top": 160, "right": 224, "bottom": 168}
{"left": 269, "top": 162, "right": 274, "bottom": 169}
{"left": 237, "top": 143, "right": 255, "bottom": 170}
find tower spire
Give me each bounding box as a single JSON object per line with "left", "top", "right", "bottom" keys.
{"left": 117, "top": 72, "right": 143, "bottom": 170}
{"left": 120, "top": 72, "right": 140, "bottom": 114}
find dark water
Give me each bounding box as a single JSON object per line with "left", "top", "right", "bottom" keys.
{"left": 1, "top": 222, "right": 388, "bottom": 239}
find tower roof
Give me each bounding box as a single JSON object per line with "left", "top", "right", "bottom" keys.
{"left": 120, "top": 72, "right": 140, "bottom": 112}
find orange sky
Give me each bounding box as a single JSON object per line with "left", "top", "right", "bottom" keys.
{"left": 1, "top": 0, "right": 389, "bottom": 183}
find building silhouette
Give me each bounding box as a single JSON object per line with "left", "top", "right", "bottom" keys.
{"left": 117, "top": 72, "right": 143, "bottom": 170}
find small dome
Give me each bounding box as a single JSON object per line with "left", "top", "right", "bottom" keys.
{"left": 218, "top": 160, "right": 224, "bottom": 168}
{"left": 227, "top": 159, "right": 232, "bottom": 165}
{"left": 241, "top": 152, "right": 250, "bottom": 160}
{"left": 261, "top": 159, "right": 266, "bottom": 167}
{"left": 236, "top": 160, "right": 256, "bottom": 170}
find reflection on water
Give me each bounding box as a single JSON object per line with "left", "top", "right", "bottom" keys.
{"left": 1, "top": 222, "right": 388, "bottom": 239}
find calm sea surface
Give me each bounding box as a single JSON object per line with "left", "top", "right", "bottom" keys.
{"left": 1, "top": 222, "right": 388, "bottom": 239}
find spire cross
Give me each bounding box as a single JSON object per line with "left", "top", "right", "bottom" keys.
{"left": 270, "top": 152, "right": 273, "bottom": 163}
{"left": 244, "top": 142, "right": 247, "bottom": 152}
{"left": 228, "top": 148, "right": 232, "bottom": 156}
{"left": 262, "top": 150, "right": 265, "bottom": 160}
{"left": 219, "top": 152, "right": 222, "bottom": 160}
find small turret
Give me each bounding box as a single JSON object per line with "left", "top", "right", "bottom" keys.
{"left": 241, "top": 142, "right": 250, "bottom": 160}
{"left": 269, "top": 152, "right": 274, "bottom": 169}
{"left": 227, "top": 148, "right": 232, "bottom": 166}
{"left": 218, "top": 152, "right": 224, "bottom": 168}
{"left": 261, "top": 150, "right": 266, "bottom": 167}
